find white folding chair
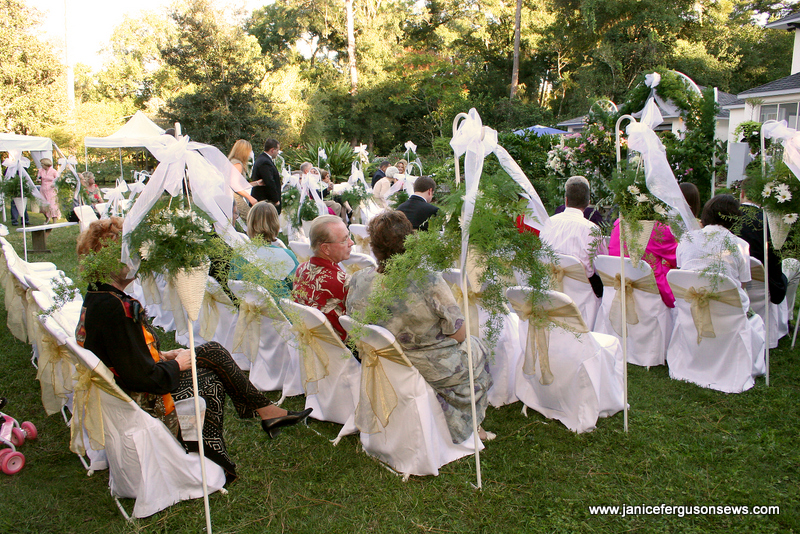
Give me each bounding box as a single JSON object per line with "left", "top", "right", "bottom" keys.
{"left": 339, "top": 315, "right": 480, "bottom": 478}
{"left": 288, "top": 240, "right": 313, "bottom": 264}
{"left": 63, "top": 337, "right": 226, "bottom": 519}
{"left": 440, "top": 269, "right": 521, "bottom": 407}
{"left": 340, "top": 252, "right": 377, "bottom": 277}
{"left": 593, "top": 255, "right": 671, "bottom": 367}
{"left": 227, "top": 280, "right": 295, "bottom": 393}
{"left": 507, "top": 288, "right": 625, "bottom": 433}
{"left": 280, "top": 299, "right": 360, "bottom": 428}
{"left": 349, "top": 224, "right": 372, "bottom": 257}
{"left": 667, "top": 270, "right": 765, "bottom": 393}
{"left": 74, "top": 205, "right": 98, "bottom": 232}
{"left": 747, "top": 257, "right": 787, "bottom": 348}
{"left": 547, "top": 253, "right": 602, "bottom": 330}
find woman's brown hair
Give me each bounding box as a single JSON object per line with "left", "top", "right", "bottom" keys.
{"left": 368, "top": 211, "right": 413, "bottom": 272}
{"left": 76, "top": 217, "right": 124, "bottom": 256}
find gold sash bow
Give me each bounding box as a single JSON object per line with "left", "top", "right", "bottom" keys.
{"left": 449, "top": 282, "right": 481, "bottom": 337}
{"left": 750, "top": 264, "right": 765, "bottom": 283}
{"left": 36, "top": 330, "right": 74, "bottom": 415}
{"left": 510, "top": 299, "right": 589, "bottom": 385}
{"left": 140, "top": 274, "right": 162, "bottom": 305}
{"left": 291, "top": 322, "right": 343, "bottom": 394}
{"left": 69, "top": 362, "right": 130, "bottom": 455}
{"left": 232, "top": 300, "right": 283, "bottom": 362}
{"left": 354, "top": 340, "right": 409, "bottom": 434}
{"left": 549, "top": 262, "right": 590, "bottom": 292}
{"left": 199, "top": 286, "right": 233, "bottom": 341}
{"left": 671, "top": 284, "right": 742, "bottom": 344}
{"left": 352, "top": 234, "right": 371, "bottom": 254}
{"left": 4, "top": 271, "right": 27, "bottom": 341}
{"left": 597, "top": 270, "right": 659, "bottom": 336}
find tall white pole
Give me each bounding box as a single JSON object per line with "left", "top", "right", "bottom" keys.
{"left": 64, "top": 0, "right": 74, "bottom": 112}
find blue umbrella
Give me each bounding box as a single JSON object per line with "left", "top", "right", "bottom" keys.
{"left": 513, "top": 124, "right": 568, "bottom": 136}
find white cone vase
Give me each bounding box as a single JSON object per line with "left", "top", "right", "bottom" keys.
{"left": 765, "top": 210, "right": 790, "bottom": 250}
{"left": 172, "top": 263, "right": 209, "bottom": 321}
{"left": 12, "top": 197, "right": 27, "bottom": 215}
{"left": 621, "top": 219, "right": 655, "bottom": 267}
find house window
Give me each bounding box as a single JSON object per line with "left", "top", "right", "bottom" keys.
{"left": 778, "top": 103, "right": 798, "bottom": 129}
{"left": 760, "top": 105, "right": 778, "bottom": 123}
{"left": 759, "top": 103, "right": 798, "bottom": 128}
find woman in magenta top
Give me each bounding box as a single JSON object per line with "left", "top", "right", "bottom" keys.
{"left": 608, "top": 220, "right": 678, "bottom": 308}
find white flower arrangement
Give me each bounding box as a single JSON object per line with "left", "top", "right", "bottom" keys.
{"left": 627, "top": 185, "right": 640, "bottom": 195}
{"left": 635, "top": 193, "right": 650, "bottom": 203}
{"left": 783, "top": 213, "right": 798, "bottom": 225}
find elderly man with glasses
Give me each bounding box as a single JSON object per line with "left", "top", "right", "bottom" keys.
{"left": 293, "top": 215, "right": 354, "bottom": 341}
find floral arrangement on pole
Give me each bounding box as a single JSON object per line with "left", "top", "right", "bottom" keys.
{"left": 607, "top": 160, "right": 671, "bottom": 265}
{"left": 1, "top": 175, "right": 34, "bottom": 200}
{"left": 744, "top": 160, "right": 800, "bottom": 249}
{"left": 127, "top": 199, "right": 219, "bottom": 318}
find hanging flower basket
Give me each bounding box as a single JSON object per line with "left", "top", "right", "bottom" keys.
{"left": 173, "top": 262, "right": 210, "bottom": 321}
{"left": 621, "top": 219, "right": 655, "bottom": 267}
{"left": 765, "top": 209, "right": 791, "bottom": 250}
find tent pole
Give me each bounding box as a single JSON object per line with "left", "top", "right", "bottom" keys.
{"left": 84, "top": 145, "right": 88, "bottom": 173}
{"left": 760, "top": 125, "right": 772, "bottom": 386}
{"left": 19, "top": 168, "right": 27, "bottom": 262}
{"left": 119, "top": 147, "right": 124, "bottom": 182}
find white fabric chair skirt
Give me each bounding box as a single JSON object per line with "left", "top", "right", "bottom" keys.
{"left": 552, "top": 253, "right": 602, "bottom": 330}
{"left": 593, "top": 255, "right": 671, "bottom": 367}
{"left": 280, "top": 299, "right": 361, "bottom": 427}
{"left": 746, "top": 258, "right": 787, "bottom": 349}
{"left": 509, "top": 289, "right": 625, "bottom": 433}
{"left": 666, "top": 270, "right": 765, "bottom": 393}
{"left": 228, "top": 281, "right": 293, "bottom": 392}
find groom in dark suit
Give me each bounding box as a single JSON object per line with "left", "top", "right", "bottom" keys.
{"left": 396, "top": 176, "right": 439, "bottom": 231}
{"left": 251, "top": 139, "right": 282, "bottom": 213}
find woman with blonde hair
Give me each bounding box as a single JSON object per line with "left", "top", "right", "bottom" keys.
{"left": 230, "top": 201, "right": 299, "bottom": 295}
{"left": 394, "top": 159, "right": 408, "bottom": 175}
{"left": 227, "top": 139, "right": 258, "bottom": 219}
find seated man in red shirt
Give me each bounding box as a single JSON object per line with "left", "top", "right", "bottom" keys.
{"left": 293, "top": 215, "right": 353, "bottom": 341}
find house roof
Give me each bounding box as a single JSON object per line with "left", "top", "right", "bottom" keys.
{"left": 764, "top": 11, "right": 800, "bottom": 30}
{"left": 737, "top": 72, "right": 800, "bottom": 99}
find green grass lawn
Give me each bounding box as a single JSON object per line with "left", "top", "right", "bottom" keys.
{"left": 0, "top": 217, "right": 797, "bottom": 533}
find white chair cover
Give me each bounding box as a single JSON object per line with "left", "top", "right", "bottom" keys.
{"left": 746, "top": 257, "right": 787, "bottom": 348}
{"left": 34, "top": 298, "right": 76, "bottom": 416}
{"left": 784, "top": 258, "right": 800, "bottom": 323}
{"left": 288, "top": 240, "right": 312, "bottom": 264}
{"left": 349, "top": 224, "right": 372, "bottom": 257}
{"left": 64, "top": 338, "right": 225, "bottom": 518}
{"left": 74, "top": 205, "right": 98, "bottom": 232}
{"left": 507, "top": 288, "right": 625, "bottom": 433}
{"left": 593, "top": 255, "right": 671, "bottom": 367}
{"left": 339, "top": 252, "right": 377, "bottom": 278}
{"left": 549, "top": 253, "right": 601, "bottom": 330}
{"left": 339, "top": 316, "right": 480, "bottom": 477}
{"left": 440, "top": 269, "right": 521, "bottom": 407}
{"left": 280, "top": 299, "right": 360, "bottom": 427}
{"left": 228, "top": 280, "right": 294, "bottom": 392}
{"left": 666, "top": 270, "right": 765, "bottom": 393}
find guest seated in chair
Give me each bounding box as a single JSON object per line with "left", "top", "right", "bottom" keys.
{"left": 540, "top": 175, "right": 607, "bottom": 298}
{"left": 230, "top": 201, "right": 299, "bottom": 297}
{"left": 676, "top": 194, "right": 752, "bottom": 312}
{"left": 293, "top": 215, "right": 353, "bottom": 342}
{"left": 75, "top": 218, "right": 311, "bottom": 483}
{"left": 345, "top": 210, "right": 495, "bottom": 443}
{"left": 396, "top": 176, "right": 439, "bottom": 231}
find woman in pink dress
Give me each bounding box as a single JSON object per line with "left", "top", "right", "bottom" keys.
{"left": 37, "top": 158, "right": 61, "bottom": 223}
{"left": 608, "top": 221, "right": 678, "bottom": 307}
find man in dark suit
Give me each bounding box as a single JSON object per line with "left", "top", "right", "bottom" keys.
{"left": 371, "top": 160, "right": 389, "bottom": 188}
{"left": 737, "top": 183, "right": 788, "bottom": 304}
{"left": 251, "top": 139, "right": 282, "bottom": 213}
{"left": 397, "top": 176, "right": 439, "bottom": 231}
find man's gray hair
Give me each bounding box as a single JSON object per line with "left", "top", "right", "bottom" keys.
{"left": 309, "top": 215, "right": 343, "bottom": 255}
{"left": 300, "top": 161, "right": 313, "bottom": 173}
{"left": 565, "top": 175, "right": 590, "bottom": 209}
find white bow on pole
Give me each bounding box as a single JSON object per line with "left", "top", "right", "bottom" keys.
{"left": 762, "top": 120, "right": 800, "bottom": 182}
{"left": 2, "top": 151, "right": 47, "bottom": 204}
{"left": 122, "top": 134, "right": 245, "bottom": 273}
{"left": 626, "top": 91, "right": 700, "bottom": 233}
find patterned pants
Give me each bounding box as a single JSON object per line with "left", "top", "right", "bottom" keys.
{"left": 171, "top": 342, "right": 271, "bottom": 482}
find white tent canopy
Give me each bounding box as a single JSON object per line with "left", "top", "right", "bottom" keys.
{"left": 84, "top": 111, "right": 165, "bottom": 148}
{"left": 0, "top": 132, "right": 53, "bottom": 153}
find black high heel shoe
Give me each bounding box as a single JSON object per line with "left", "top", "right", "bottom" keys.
{"left": 261, "top": 407, "right": 313, "bottom": 438}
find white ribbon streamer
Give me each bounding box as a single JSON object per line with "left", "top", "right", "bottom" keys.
{"left": 2, "top": 151, "right": 47, "bottom": 204}
{"left": 762, "top": 120, "right": 800, "bottom": 182}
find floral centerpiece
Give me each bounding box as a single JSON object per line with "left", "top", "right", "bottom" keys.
{"left": 337, "top": 181, "right": 371, "bottom": 209}
{"left": 744, "top": 160, "right": 800, "bottom": 249}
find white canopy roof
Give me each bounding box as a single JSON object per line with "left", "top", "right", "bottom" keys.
{"left": 0, "top": 132, "right": 53, "bottom": 152}
{"left": 84, "top": 111, "right": 165, "bottom": 148}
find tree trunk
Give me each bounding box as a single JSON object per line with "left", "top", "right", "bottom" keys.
{"left": 509, "top": 0, "right": 522, "bottom": 99}
{"left": 346, "top": 0, "right": 358, "bottom": 95}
